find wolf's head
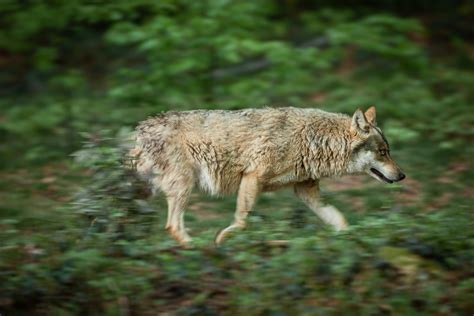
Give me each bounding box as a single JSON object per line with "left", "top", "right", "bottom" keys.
{"left": 347, "top": 107, "right": 405, "bottom": 183}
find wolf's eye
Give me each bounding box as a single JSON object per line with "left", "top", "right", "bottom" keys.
{"left": 379, "top": 149, "right": 387, "bottom": 156}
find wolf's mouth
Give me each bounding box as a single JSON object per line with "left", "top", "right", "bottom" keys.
{"left": 370, "top": 168, "right": 393, "bottom": 184}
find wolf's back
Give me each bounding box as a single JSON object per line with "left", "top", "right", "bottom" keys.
{"left": 130, "top": 108, "right": 351, "bottom": 195}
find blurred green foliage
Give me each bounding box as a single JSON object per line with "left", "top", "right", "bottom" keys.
{"left": 0, "top": 0, "right": 473, "bottom": 315}
{"left": 1, "top": 0, "right": 472, "bottom": 167}
{"left": 1, "top": 134, "right": 472, "bottom": 315}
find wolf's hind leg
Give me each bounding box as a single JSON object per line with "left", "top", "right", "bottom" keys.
{"left": 294, "top": 180, "right": 348, "bottom": 231}
{"left": 160, "top": 174, "right": 194, "bottom": 245}
{"left": 165, "top": 191, "right": 192, "bottom": 244}
{"left": 215, "top": 173, "right": 259, "bottom": 245}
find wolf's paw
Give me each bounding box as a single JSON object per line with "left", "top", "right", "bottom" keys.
{"left": 319, "top": 205, "right": 349, "bottom": 231}
{"left": 214, "top": 224, "right": 244, "bottom": 246}
{"left": 336, "top": 221, "right": 349, "bottom": 231}
{"left": 167, "top": 227, "right": 193, "bottom": 247}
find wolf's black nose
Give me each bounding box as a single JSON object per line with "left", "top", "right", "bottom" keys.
{"left": 398, "top": 173, "right": 406, "bottom": 181}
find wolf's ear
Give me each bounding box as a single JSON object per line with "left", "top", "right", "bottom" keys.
{"left": 351, "top": 108, "right": 370, "bottom": 135}
{"left": 365, "top": 106, "right": 376, "bottom": 126}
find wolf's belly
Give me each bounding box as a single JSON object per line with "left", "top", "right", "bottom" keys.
{"left": 194, "top": 162, "right": 243, "bottom": 196}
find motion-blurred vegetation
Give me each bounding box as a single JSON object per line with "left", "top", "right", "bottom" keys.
{"left": 0, "top": 1, "right": 473, "bottom": 315}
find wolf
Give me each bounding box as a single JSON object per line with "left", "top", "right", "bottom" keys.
{"left": 131, "top": 106, "right": 405, "bottom": 245}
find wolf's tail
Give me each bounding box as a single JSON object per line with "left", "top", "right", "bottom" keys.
{"left": 122, "top": 131, "right": 141, "bottom": 170}
{"left": 126, "top": 132, "right": 157, "bottom": 183}
{"left": 124, "top": 132, "right": 154, "bottom": 199}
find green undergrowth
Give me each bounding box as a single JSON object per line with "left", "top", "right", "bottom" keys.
{"left": 0, "top": 2, "right": 473, "bottom": 314}
{"left": 1, "top": 136, "right": 472, "bottom": 315}
{"left": 1, "top": 207, "right": 472, "bottom": 315}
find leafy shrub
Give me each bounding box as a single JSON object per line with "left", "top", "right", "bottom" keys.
{"left": 1, "top": 135, "right": 473, "bottom": 314}
{"left": 0, "top": 2, "right": 473, "bottom": 314}
{"left": 72, "top": 130, "right": 155, "bottom": 241}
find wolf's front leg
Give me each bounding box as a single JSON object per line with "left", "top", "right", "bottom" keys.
{"left": 294, "top": 180, "right": 348, "bottom": 231}
{"left": 215, "top": 173, "right": 259, "bottom": 245}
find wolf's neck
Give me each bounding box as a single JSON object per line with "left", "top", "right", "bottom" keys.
{"left": 304, "top": 119, "right": 353, "bottom": 178}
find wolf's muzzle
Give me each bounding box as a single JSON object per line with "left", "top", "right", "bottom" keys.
{"left": 396, "top": 172, "right": 406, "bottom": 182}
{"left": 370, "top": 168, "right": 405, "bottom": 183}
